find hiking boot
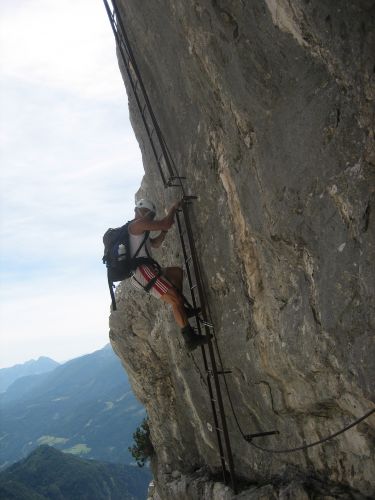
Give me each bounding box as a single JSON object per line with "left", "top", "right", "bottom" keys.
{"left": 182, "top": 325, "right": 211, "bottom": 351}
{"left": 184, "top": 306, "right": 201, "bottom": 318}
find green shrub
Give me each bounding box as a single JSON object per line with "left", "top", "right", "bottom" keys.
{"left": 128, "top": 418, "right": 154, "bottom": 467}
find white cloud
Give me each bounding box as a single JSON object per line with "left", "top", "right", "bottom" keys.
{"left": 0, "top": 274, "right": 112, "bottom": 367}
{"left": 0, "top": 0, "right": 146, "bottom": 367}
{"left": 0, "top": 80, "right": 143, "bottom": 268}
{"left": 0, "top": 0, "right": 123, "bottom": 100}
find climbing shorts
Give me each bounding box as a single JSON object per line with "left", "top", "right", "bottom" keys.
{"left": 131, "top": 265, "right": 172, "bottom": 299}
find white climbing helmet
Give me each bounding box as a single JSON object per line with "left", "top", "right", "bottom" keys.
{"left": 135, "top": 198, "right": 156, "bottom": 214}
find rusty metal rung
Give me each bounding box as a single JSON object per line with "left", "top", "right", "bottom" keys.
{"left": 244, "top": 430, "right": 279, "bottom": 442}
{"left": 207, "top": 369, "right": 231, "bottom": 376}
{"left": 200, "top": 320, "right": 214, "bottom": 329}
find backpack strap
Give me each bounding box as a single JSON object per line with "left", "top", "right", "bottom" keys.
{"left": 135, "top": 238, "right": 163, "bottom": 293}
{"left": 108, "top": 272, "right": 117, "bottom": 311}
{"left": 129, "top": 232, "right": 163, "bottom": 293}
{"left": 133, "top": 231, "right": 149, "bottom": 259}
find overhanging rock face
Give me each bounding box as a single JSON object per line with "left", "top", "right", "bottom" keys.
{"left": 108, "top": 1, "right": 375, "bottom": 498}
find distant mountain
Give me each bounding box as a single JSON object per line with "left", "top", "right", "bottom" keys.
{"left": 0, "top": 445, "right": 151, "bottom": 500}
{"left": 0, "top": 357, "right": 59, "bottom": 393}
{"left": 0, "top": 345, "right": 145, "bottom": 469}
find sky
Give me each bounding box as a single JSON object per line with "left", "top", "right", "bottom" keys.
{"left": 0, "top": 0, "right": 144, "bottom": 367}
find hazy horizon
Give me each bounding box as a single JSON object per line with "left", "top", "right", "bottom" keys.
{"left": 0, "top": 343, "right": 113, "bottom": 370}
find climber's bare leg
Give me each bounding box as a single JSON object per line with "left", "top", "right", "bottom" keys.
{"left": 164, "top": 266, "right": 183, "bottom": 292}
{"left": 160, "top": 287, "right": 188, "bottom": 328}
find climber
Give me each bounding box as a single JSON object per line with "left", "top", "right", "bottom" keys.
{"left": 129, "top": 199, "right": 210, "bottom": 351}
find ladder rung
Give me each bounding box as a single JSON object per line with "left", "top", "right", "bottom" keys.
{"left": 207, "top": 369, "right": 232, "bottom": 376}
{"left": 200, "top": 320, "right": 214, "bottom": 329}
{"left": 244, "top": 430, "right": 279, "bottom": 442}
{"left": 191, "top": 284, "right": 197, "bottom": 290}
{"left": 185, "top": 255, "right": 192, "bottom": 264}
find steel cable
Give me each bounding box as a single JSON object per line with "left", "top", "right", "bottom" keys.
{"left": 247, "top": 407, "right": 375, "bottom": 453}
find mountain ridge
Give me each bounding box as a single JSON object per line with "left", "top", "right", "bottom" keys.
{"left": 0, "top": 345, "right": 145, "bottom": 469}
{"left": 0, "top": 445, "right": 151, "bottom": 500}
{"left": 0, "top": 356, "right": 59, "bottom": 393}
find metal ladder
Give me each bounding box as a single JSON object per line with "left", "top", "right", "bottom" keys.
{"left": 103, "top": 0, "right": 375, "bottom": 476}
{"left": 103, "top": 0, "right": 237, "bottom": 492}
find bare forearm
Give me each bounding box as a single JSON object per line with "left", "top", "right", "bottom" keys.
{"left": 130, "top": 201, "right": 180, "bottom": 234}
{"left": 131, "top": 217, "right": 172, "bottom": 233}
{"left": 150, "top": 231, "right": 168, "bottom": 248}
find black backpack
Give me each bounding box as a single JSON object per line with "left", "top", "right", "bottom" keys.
{"left": 102, "top": 221, "right": 152, "bottom": 310}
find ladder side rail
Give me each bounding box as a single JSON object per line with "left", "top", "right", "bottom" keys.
{"left": 181, "top": 205, "right": 237, "bottom": 492}
{"left": 160, "top": 133, "right": 187, "bottom": 192}
{"left": 175, "top": 212, "right": 199, "bottom": 311}
{"left": 103, "top": 0, "right": 237, "bottom": 491}
{"left": 112, "top": 0, "right": 175, "bottom": 180}
{"left": 104, "top": 6, "right": 168, "bottom": 186}
{"left": 114, "top": 26, "right": 172, "bottom": 187}
{"left": 206, "top": 339, "right": 236, "bottom": 491}
{"left": 176, "top": 213, "right": 229, "bottom": 482}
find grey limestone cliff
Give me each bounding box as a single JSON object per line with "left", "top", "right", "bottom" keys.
{"left": 109, "top": 1, "right": 375, "bottom": 498}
